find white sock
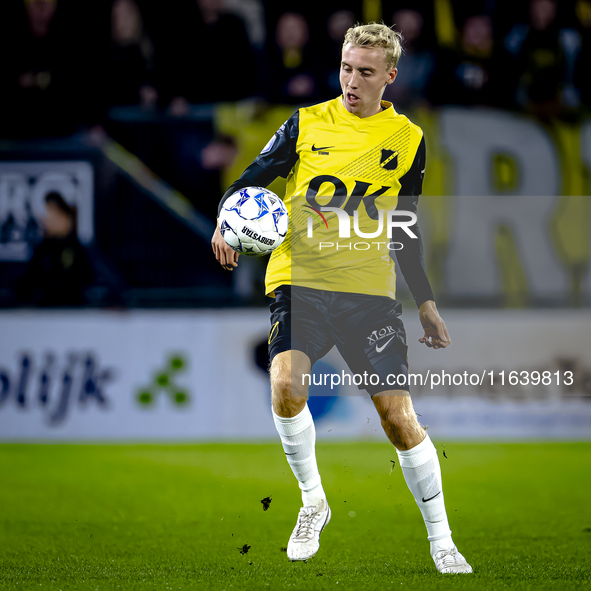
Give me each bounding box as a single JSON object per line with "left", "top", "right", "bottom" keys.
{"left": 272, "top": 404, "right": 326, "bottom": 507}
{"left": 396, "top": 435, "right": 453, "bottom": 553}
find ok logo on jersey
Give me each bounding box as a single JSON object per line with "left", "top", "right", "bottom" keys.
{"left": 303, "top": 175, "right": 416, "bottom": 240}
{"left": 304, "top": 175, "right": 390, "bottom": 220}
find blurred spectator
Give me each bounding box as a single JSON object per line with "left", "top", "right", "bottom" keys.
{"left": 0, "top": 0, "right": 67, "bottom": 137}
{"left": 327, "top": 9, "right": 356, "bottom": 46}
{"left": 17, "top": 192, "right": 122, "bottom": 307}
{"left": 197, "top": 134, "right": 239, "bottom": 219}
{"left": 431, "top": 14, "right": 512, "bottom": 109}
{"left": 317, "top": 9, "right": 356, "bottom": 97}
{"left": 263, "top": 0, "right": 361, "bottom": 42}
{"left": 0, "top": 0, "right": 106, "bottom": 139}
{"left": 106, "top": 0, "right": 158, "bottom": 109}
{"left": 383, "top": 9, "right": 436, "bottom": 110}
{"left": 505, "top": 0, "right": 568, "bottom": 118}
{"left": 26, "top": 0, "right": 56, "bottom": 37}
{"left": 162, "top": 0, "right": 256, "bottom": 113}
{"left": 225, "top": 0, "right": 266, "bottom": 49}
{"left": 172, "top": 127, "right": 239, "bottom": 220}
{"left": 266, "top": 11, "right": 319, "bottom": 104}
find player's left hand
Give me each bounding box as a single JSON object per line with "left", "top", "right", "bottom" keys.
{"left": 418, "top": 300, "right": 450, "bottom": 349}
{"left": 212, "top": 219, "right": 239, "bottom": 271}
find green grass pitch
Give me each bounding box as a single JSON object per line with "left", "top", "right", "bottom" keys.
{"left": 1, "top": 441, "right": 590, "bottom": 590}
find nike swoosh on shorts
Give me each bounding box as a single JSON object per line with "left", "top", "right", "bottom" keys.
{"left": 375, "top": 336, "right": 395, "bottom": 353}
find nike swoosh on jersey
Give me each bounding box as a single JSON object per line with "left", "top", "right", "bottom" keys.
{"left": 375, "top": 336, "right": 395, "bottom": 353}
{"left": 311, "top": 144, "right": 335, "bottom": 151}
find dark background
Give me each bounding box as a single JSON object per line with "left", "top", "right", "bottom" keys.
{"left": 0, "top": 0, "right": 589, "bottom": 307}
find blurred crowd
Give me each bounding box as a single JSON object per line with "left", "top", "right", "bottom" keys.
{"left": 1, "top": 0, "right": 591, "bottom": 140}
{"left": 0, "top": 0, "right": 589, "bottom": 307}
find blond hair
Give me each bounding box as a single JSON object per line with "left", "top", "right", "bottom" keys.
{"left": 343, "top": 23, "right": 402, "bottom": 70}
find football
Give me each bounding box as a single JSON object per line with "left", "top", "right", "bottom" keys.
{"left": 219, "top": 187, "right": 289, "bottom": 256}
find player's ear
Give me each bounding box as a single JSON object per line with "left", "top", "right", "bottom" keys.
{"left": 386, "top": 67, "right": 398, "bottom": 85}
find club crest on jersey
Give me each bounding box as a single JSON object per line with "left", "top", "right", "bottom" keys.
{"left": 380, "top": 149, "right": 399, "bottom": 171}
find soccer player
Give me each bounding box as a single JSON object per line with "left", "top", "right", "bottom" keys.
{"left": 212, "top": 23, "right": 472, "bottom": 574}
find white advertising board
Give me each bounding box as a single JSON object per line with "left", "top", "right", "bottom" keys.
{"left": 0, "top": 309, "right": 589, "bottom": 440}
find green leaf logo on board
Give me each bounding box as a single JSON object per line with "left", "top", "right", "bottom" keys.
{"left": 136, "top": 354, "right": 190, "bottom": 406}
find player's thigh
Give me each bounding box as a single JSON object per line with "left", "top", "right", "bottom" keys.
{"left": 268, "top": 285, "right": 334, "bottom": 367}
{"left": 268, "top": 285, "right": 334, "bottom": 399}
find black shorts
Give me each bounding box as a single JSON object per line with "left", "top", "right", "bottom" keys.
{"left": 268, "top": 285, "right": 409, "bottom": 395}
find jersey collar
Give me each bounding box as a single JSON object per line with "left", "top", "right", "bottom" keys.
{"left": 336, "top": 96, "right": 397, "bottom": 122}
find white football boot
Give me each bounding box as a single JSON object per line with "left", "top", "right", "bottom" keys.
{"left": 287, "top": 500, "right": 331, "bottom": 561}
{"left": 432, "top": 545, "right": 473, "bottom": 574}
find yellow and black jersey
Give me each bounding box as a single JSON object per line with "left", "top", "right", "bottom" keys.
{"left": 219, "top": 96, "right": 433, "bottom": 306}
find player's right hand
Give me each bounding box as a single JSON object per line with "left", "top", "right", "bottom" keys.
{"left": 418, "top": 300, "right": 450, "bottom": 349}
{"left": 212, "top": 219, "right": 239, "bottom": 271}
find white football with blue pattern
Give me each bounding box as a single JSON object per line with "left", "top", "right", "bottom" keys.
{"left": 219, "top": 187, "right": 289, "bottom": 256}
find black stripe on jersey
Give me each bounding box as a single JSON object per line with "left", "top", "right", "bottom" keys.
{"left": 399, "top": 135, "right": 425, "bottom": 197}
{"left": 392, "top": 137, "right": 434, "bottom": 308}
{"left": 254, "top": 111, "right": 300, "bottom": 177}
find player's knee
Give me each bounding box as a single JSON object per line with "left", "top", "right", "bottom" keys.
{"left": 270, "top": 356, "right": 309, "bottom": 398}
{"left": 271, "top": 372, "right": 291, "bottom": 398}
{"left": 271, "top": 371, "right": 308, "bottom": 416}
{"left": 376, "top": 398, "right": 418, "bottom": 432}
{"left": 269, "top": 351, "right": 310, "bottom": 416}
{"left": 271, "top": 382, "right": 307, "bottom": 417}
{"left": 381, "top": 409, "right": 415, "bottom": 431}
{"left": 271, "top": 372, "right": 308, "bottom": 400}
{"left": 272, "top": 394, "right": 307, "bottom": 418}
